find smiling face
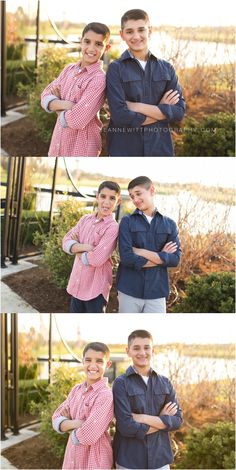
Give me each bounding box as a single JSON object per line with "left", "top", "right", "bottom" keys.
{"left": 120, "top": 19, "right": 151, "bottom": 58}
{"left": 96, "top": 187, "right": 120, "bottom": 219}
{"left": 80, "top": 30, "right": 110, "bottom": 67}
{"left": 127, "top": 337, "right": 154, "bottom": 375}
{"left": 129, "top": 184, "right": 155, "bottom": 216}
{"left": 82, "top": 348, "right": 111, "bottom": 385}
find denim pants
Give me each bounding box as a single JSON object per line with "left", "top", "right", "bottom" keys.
{"left": 70, "top": 294, "right": 107, "bottom": 313}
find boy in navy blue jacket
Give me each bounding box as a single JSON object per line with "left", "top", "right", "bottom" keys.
{"left": 107, "top": 9, "right": 185, "bottom": 156}
{"left": 117, "top": 176, "right": 181, "bottom": 313}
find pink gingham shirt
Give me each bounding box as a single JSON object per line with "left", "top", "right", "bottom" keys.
{"left": 41, "top": 61, "right": 106, "bottom": 156}
{"left": 52, "top": 378, "right": 114, "bottom": 470}
{"left": 63, "top": 213, "right": 118, "bottom": 301}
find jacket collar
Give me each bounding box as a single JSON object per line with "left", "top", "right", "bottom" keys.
{"left": 125, "top": 365, "right": 158, "bottom": 377}
{"left": 120, "top": 49, "right": 158, "bottom": 62}
{"left": 83, "top": 377, "right": 109, "bottom": 392}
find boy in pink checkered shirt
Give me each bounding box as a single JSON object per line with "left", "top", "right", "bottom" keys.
{"left": 52, "top": 342, "right": 114, "bottom": 470}
{"left": 63, "top": 181, "right": 121, "bottom": 313}
{"left": 41, "top": 22, "right": 110, "bottom": 156}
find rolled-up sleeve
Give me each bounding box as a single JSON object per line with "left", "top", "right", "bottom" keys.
{"left": 157, "top": 65, "right": 185, "bottom": 122}
{"left": 106, "top": 62, "right": 146, "bottom": 127}
{"left": 113, "top": 378, "right": 149, "bottom": 439}
{"left": 41, "top": 64, "right": 71, "bottom": 111}
{"left": 62, "top": 218, "right": 84, "bottom": 254}
{"left": 63, "top": 75, "right": 105, "bottom": 130}
{"left": 159, "top": 381, "right": 183, "bottom": 431}
{"left": 119, "top": 217, "right": 147, "bottom": 270}
{"left": 158, "top": 221, "right": 181, "bottom": 267}
{"left": 52, "top": 384, "right": 79, "bottom": 433}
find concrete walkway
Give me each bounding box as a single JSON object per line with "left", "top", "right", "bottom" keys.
{"left": 1, "top": 105, "right": 28, "bottom": 156}
{"left": 1, "top": 257, "right": 41, "bottom": 313}
{"left": 1, "top": 424, "right": 40, "bottom": 469}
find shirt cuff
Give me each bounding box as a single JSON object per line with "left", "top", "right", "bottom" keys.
{"left": 60, "top": 110, "right": 68, "bottom": 128}
{"left": 52, "top": 416, "right": 69, "bottom": 434}
{"left": 159, "top": 415, "right": 172, "bottom": 431}
{"left": 42, "top": 95, "right": 59, "bottom": 113}
{"left": 157, "top": 103, "right": 173, "bottom": 121}
{"left": 134, "top": 255, "right": 149, "bottom": 270}
{"left": 158, "top": 251, "right": 169, "bottom": 266}
{"left": 81, "top": 252, "right": 89, "bottom": 265}
{"left": 64, "top": 240, "right": 78, "bottom": 255}
{"left": 71, "top": 429, "right": 80, "bottom": 446}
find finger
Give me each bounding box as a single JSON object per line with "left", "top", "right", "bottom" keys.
{"left": 164, "top": 89, "right": 173, "bottom": 98}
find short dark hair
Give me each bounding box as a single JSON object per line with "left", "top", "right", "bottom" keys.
{"left": 82, "top": 22, "right": 110, "bottom": 42}
{"left": 128, "top": 329, "right": 153, "bottom": 347}
{"left": 128, "top": 176, "right": 152, "bottom": 191}
{"left": 121, "top": 9, "right": 150, "bottom": 29}
{"left": 98, "top": 180, "right": 121, "bottom": 195}
{"left": 83, "top": 342, "right": 110, "bottom": 358}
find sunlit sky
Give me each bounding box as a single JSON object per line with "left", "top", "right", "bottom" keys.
{"left": 8, "top": 0, "right": 235, "bottom": 26}
{"left": 62, "top": 157, "right": 236, "bottom": 189}
{"left": 18, "top": 314, "right": 236, "bottom": 344}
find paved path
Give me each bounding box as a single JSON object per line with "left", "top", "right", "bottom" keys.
{"left": 0, "top": 456, "right": 17, "bottom": 470}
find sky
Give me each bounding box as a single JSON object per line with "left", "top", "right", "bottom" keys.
{"left": 18, "top": 313, "right": 236, "bottom": 344}
{"left": 8, "top": 0, "right": 235, "bottom": 26}
{"left": 63, "top": 157, "right": 236, "bottom": 189}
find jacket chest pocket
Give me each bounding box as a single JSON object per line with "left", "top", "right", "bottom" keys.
{"left": 151, "top": 71, "right": 171, "bottom": 103}
{"left": 154, "top": 231, "right": 170, "bottom": 251}
{"left": 130, "top": 226, "right": 148, "bottom": 248}
{"left": 121, "top": 67, "right": 143, "bottom": 101}
{"left": 154, "top": 386, "right": 170, "bottom": 414}
{"left": 127, "top": 389, "right": 146, "bottom": 414}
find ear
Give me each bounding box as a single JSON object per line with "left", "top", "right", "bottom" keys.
{"left": 126, "top": 346, "right": 129, "bottom": 356}
{"left": 105, "top": 43, "right": 111, "bottom": 52}
{"left": 117, "top": 195, "right": 122, "bottom": 206}
{"left": 120, "top": 29, "right": 124, "bottom": 41}
{"left": 106, "top": 360, "right": 112, "bottom": 369}
{"left": 148, "top": 26, "right": 152, "bottom": 38}
{"left": 150, "top": 184, "right": 155, "bottom": 196}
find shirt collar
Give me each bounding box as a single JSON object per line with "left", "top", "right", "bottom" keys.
{"left": 83, "top": 377, "right": 109, "bottom": 392}
{"left": 93, "top": 212, "right": 115, "bottom": 224}
{"left": 125, "top": 365, "right": 158, "bottom": 377}
{"left": 74, "top": 59, "right": 104, "bottom": 75}
{"left": 120, "top": 49, "right": 158, "bottom": 62}
{"left": 132, "top": 208, "right": 163, "bottom": 217}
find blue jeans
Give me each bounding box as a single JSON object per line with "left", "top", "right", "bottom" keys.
{"left": 70, "top": 294, "right": 107, "bottom": 313}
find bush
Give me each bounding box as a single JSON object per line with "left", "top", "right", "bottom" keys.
{"left": 20, "top": 210, "right": 50, "bottom": 248}
{"left": 18, "top": 47, "right": 73, "bottom": 143}
{"left": 6, "top": 60, "right": 35, "bottom": 96}
{"left": 19, "top": 379, "right": 48, "bottom": 415}
{"left": 34, "top": 199, "right": 89, "bottom": 288}
{"left": 30, "top": 365, "right": 85, "bottom": 460}
{"left": 19, "top": 363, "right": 38, "bottom": 380}
{"left": 175, "top": 421, "right": 235, "bottom": 469}
{"left": 173, "top": 272, "right": 235, "bottom": 313}
{"left": 181, "top": 113, "right": 235, "bottom": 156}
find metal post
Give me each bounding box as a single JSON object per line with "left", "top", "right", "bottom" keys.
{"left": 11, "top": 314, "right": 19, "bottom": 435}
{"left": 1, "top": 158, "right": 14, "bottom": 267}
{"left": 12, "top": 158, "right": 26, "bottom": 264}
{"left": 48, "top": 314, "right": 52, "bottom": 384}
{"left": 1, "top": 315, "right": 7, "bottom": 440}
{"left": 35, "top": 0, "right": 40, "bottom": 71}
{"left": 1, "top": 1, "right": 6, "bottom": 117}
{"left": 48, "top": 159, "right": 58, "bottom": 231}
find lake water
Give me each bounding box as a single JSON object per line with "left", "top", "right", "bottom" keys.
{"left": 25, "top": 32, "right": 235, "bottom": 67}
{"left": 37, "top": 352, "right": 235, "bottom": 384}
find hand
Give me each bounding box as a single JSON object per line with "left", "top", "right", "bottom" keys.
{"left": 51, "top": 85, "right": 61, "bottom": 99}
{"left": 81, "top": 244, "right": 94, "bottom": 252}
{"left": 71, "top": 232, "right": 79, "bottom": 241}
{"left": 73, "top": 418, "right": 85, "bottom": 428}
{"left": 159, "top": 89, "right": 180, "bottom": 105}
{"left": 160, "top": 402, "right": 178, "bottom": 416}
{"left": 161, "top": 241, "right": 177, "bottom": 253}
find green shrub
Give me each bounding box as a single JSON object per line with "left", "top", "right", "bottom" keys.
{"left": 173, "top": 272, "right": 235, "bottom": 313}
{"left": 33, "top": 199, "right": 89, "bottom": 288}
{"left": 181, "top": 113, "right": 235, "bottom": 156}
{"left": 175, "top": 421, "right": 235, "bottom": 469}
{"left": 20, "top": 210, "right": 50, "bottom": 248}
{"left": 19, "top": 362, "right": 38, "bottom": 380}
{"left": 6, "top": 60, "right": 35, "bottom": 96}
{"left": 30, "top": 365, "right": 85, "bottom": 460}
{"left": 19, "top": 379, "right": 48, "bottom": 415}
{"left": 7, "top": 42, "right": 25, "bottom": 60}
{"left": 18, "top": 47, "right": 73, "bottom": 143}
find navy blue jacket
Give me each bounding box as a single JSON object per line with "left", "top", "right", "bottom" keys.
{"left": 117, "top": 209, "right": 181, "bottom": 299}
{"left": 113, "top": 366, "right": 183, "bottom": 469}
{"left": 106, "top": 50, "right": 185, "bottom": 156}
